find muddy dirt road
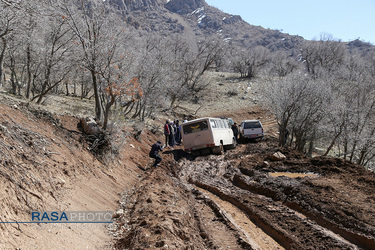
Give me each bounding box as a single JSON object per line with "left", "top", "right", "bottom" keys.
{"left": 113, "top": 137, "right": 375, "bottom": 249}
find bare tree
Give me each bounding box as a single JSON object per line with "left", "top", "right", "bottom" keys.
{"left": 122, "top": 34, "right": 170, "bottom": 120}
{"left": 321, "top": 86, "right": 349, "bottom": 157}
{"left": 191, "top": 37, "right": 225, "bottom": 91}
{"left": 4, "top": 35, "right": 22, "bottom": 95}
{"left": 165, "top": 35, "right": 225, "bottom": 108}
{"left": 231, "top": 46, "right": 270, "bottom": 78}
{"left": 317, "top": 50, "right": 375, "bottom": 167}
{"left": 0, "top": 2, "right": 19, "bottom": 86}
{"left": 300, "top": 34, "right": 346, "bottom": 79}
{"left": 61, "top": 0, "right": 115, "bottom": 121}
{"left": 112, "top": 34, "right": 227, "bottom": 120}
{"left": 97, "top": 32, "right": 143, "bottom": 129}
{"left": 30, "top": 11, "right": 74, "bottom": 104}
{"left": 268, "top": 50, "right": 298, "bottom": 77}
{"left": 23, "top": 16, "right": 40, "bottom": 99}
{"left": 365, "top": 48, "right": 375, "bottom": 79}
{"left": 261, "top": 73, "right": 331, "bottom": 151}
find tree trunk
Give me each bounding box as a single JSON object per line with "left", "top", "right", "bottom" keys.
{"left": 324, "top": 120, "right": 345, "bottom": 156}
{"left": 343, "top": 140, "right": 348, "bottom": 160}
{"left": 65, "top": 81, "right": 69, "bottom": 96}
{"left": 307, "top": 130, "right": 316, "bottom": 157}
{"left": 103, "top": 95, "right": 115, "bottom": 130}
{"left": 349, "top": 141, "right": 357, "bottom": 162}
{"left": 90, "top": 69, "right": 101, "bottom": 121}
{"left": 26, "top": 45, "right": 32, "bottom": 99}
{"left": 36, "top": 80, "right": 49, "bottom": 104}
{"left": 35, "top": 64, "right": 52, "bottom": 104}
{"left": 10, "top": 70, "right": 17, "bottom": 95}
{"left": 81, "top": 77, "right": 84, "bottom": 99}
{"left": 279, "top": 124, "right": 288, "bottom": 147}
{"left": 0, "top": 38, "right": 6, "bottom": 87}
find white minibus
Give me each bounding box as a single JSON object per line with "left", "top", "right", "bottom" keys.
{"left": 181, "top": 117, "right": 236, "bottom": 154}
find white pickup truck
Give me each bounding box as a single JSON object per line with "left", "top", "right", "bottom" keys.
{"left": 239, "top": 120, "right": 264, "bottom": 141}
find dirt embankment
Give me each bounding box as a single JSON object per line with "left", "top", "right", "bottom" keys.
{"left": 0, "top": 99, "right": 157, "bottom": 249}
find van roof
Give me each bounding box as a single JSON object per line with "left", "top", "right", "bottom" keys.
{"left": 183, "top": 117, "right": 224, "bottom": 125}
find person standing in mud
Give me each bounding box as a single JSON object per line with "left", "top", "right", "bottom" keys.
{"left": 168, "top": 121, "right": 176, "bottom": 148}
{"left": 174, "top": 120, "right": 181, "bottom": 145}
{"left": 231, "top": 122, "right": 239, "bottom": 142}
{"left": 164, "top": 120, "right": 170, "bottom": 147}
{"left": 149, "top": 140, "right": 164, "bottom": 168}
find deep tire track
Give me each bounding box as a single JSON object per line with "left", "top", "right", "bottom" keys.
{"left": 233, "top": 173, "right": 375, "bottom": 249}
{"left": 188, "top": 175, "right": 359, "bottom": 249}
{"left": 192, "top": 187, "right": 283, "bottom": 250}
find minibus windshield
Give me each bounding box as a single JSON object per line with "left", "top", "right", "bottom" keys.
{"left": 183, "top": 121, "right": 209, "bottom": 134}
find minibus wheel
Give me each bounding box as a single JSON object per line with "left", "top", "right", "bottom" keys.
{"left": 232, "top": 138, "right": 237, "bottom": 148}
{"left": 219, "top": 144, "right": 224, "bottom": 154}
{"left": 215, "top": 144, "right": 224, "bottom": 155}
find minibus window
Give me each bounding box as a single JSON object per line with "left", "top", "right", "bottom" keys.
{"left": 218, "top": 120, "right": 224, "bottom": 129}
{"left": 210, "top": 120, "right": 217, "bottom": 128}
{"left": 215, "top": 121, "right": 220, "bottom": 128}
{"left": 223, "top": 121, "right": 229, "bottom": 129}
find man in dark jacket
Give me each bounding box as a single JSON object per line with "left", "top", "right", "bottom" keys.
{"left": 149, "top": 140, "right": 164, "bottom": 168}
{"left": 231, "top": 122, "right": 239, "bottom": 142}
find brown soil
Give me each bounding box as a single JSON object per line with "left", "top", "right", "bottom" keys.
{"left": 114, "top": 136, "right": 375, "bottom": 249}
{"left": 1, "top": 76, "right": 375, "bottom": 249}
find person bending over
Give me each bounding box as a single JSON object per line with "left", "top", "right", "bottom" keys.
{"left": 149, "top": 140, "right": 164, "bottom": 168}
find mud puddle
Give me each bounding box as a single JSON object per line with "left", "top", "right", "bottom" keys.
{"left": 269, "top": 172, "right": 318, "bottom": 178}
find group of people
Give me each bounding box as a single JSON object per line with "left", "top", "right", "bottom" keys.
{"left": 150, "top": 119, "right": 242, "bottom": 168}
{"left": 149, "top": 119, "right": 183, "bottom": 168}
{"left": 163, "top": 119, "right": 182, "bottom": 149}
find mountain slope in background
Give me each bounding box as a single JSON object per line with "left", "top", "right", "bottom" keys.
{"left": 108, "top": 0, "right": 374, "bottom": 55}
{"left": 109, "top": 0, "right": 305, "bottom": 53}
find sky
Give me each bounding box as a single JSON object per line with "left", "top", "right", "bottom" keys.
{"left": 205, "top": 0, "right": 375, "bottom": 44}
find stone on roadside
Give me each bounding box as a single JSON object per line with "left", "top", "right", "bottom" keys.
{"left": 269, "top": 152, "right": 286, "bottom": 161}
